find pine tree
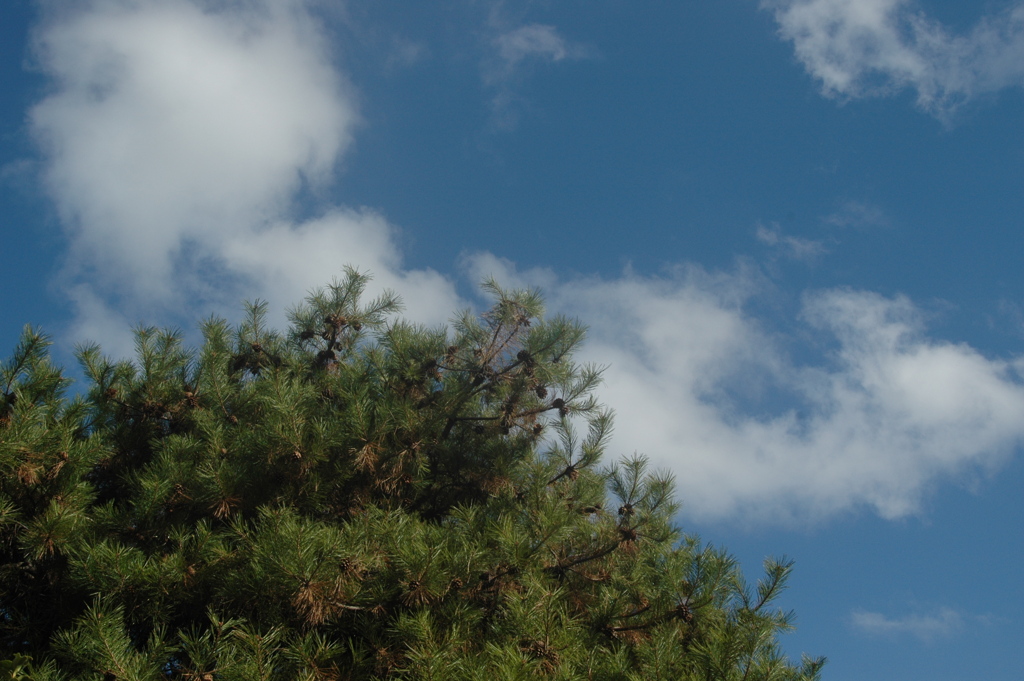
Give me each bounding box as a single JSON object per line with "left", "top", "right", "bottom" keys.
{"left": 0, "top": 269, "right": 825, "bottom": 680}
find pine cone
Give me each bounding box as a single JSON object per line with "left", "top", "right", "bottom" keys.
{"left": 674, "top": 603, "right": 694, "bottom": 623}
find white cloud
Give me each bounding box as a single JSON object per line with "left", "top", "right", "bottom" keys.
{"left": 466, "top": 254, "right": 1024, "bottom": 524}
{"left": 30, "top": 0, "right": 461, "bottom": 350}
{"left": 218, "top": 210, "right": 458, "bottom": 328}
{"left": 764, "top": 0, "right": 1024, "bottom": 116}
{"left": 851, "top": 607, "right": 963, "bottom": 642}
{"left": 27, "top": 1, "right": 1024, "bottom": 526}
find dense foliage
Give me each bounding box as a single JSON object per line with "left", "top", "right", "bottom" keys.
{"left": 0, "top": 270, "right": 824, "bottom": 680}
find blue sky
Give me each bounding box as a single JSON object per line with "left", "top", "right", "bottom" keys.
{"left": 3, "top": 0, "right": 1024, "bottom": 677}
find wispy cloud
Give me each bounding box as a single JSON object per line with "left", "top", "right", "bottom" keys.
{"left": 756, "top": 222, "right": 828, "bottom": 260}
{"left": 823, "top": 200, "right": 891, "bottom": 229}
{"left": 764, "top": 0, "right": 1024, "bottom": 117}
{"left": 383, "top": 35, "right": 428, "bottom": 71}
{"left": 482, "top": 21, "right": 590, "bottom": 129}
{"left": 494, "top": 24, "right": 574, "bottom": 67}
{"left": 851, "top": 607, "right": 963, "bottom": 642}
